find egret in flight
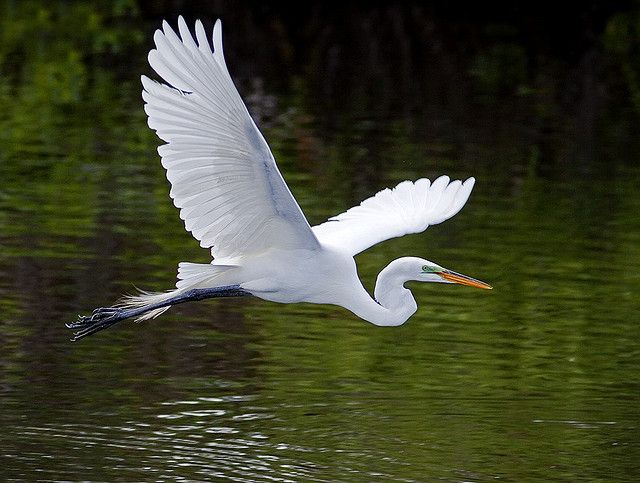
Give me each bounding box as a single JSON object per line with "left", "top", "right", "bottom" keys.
{"left": 68, "top": 17, "right": 491, "bottom": 341}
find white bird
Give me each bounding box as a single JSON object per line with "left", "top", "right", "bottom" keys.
{"left": 68, "top": 17, "right": 491, "bottom": 341}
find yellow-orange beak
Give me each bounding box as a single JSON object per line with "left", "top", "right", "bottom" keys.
{"left": 439, "top": 270, "right": 492, "bottom": 290}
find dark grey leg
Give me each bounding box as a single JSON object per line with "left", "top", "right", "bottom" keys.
{"left": 67, "top": 285, "right": 251, "bottom": 341}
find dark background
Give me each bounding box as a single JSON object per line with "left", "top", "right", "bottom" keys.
{"left": 4, "top": 0, "right": 640, "bottom": 179}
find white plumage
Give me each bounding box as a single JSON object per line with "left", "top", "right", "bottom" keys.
{"left": 69, "top": 17, "right": 490, "bottom": 339}
{"left": 142, "top": 17, "right": 319, "bottom": 260}
{"left": 312, "top": 176, "right": 475, "bottom": 256}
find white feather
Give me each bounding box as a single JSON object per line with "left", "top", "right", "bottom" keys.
{"left": 142, "top": 16, "right": 319, "bottom": 260}
{"left": 117, "top": 262, "right": 240, "bottom": 321}
{"left": 118, "top": 290, "right": 176, "bottom": 321}
{"left": 312, "top": 176, "right": 476, "bottom": 256}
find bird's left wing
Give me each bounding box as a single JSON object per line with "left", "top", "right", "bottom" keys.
{"left": 312, "top": 176, "right": 475, "bottom": 256}
{"left": 142, "top": 17, "right": 319, "bottom": 259}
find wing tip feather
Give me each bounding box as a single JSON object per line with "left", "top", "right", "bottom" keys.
{"left": 313, "top": 175, "right": 479, "bottom": 255}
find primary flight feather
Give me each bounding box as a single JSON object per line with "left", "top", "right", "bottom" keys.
{"left": 68, "top": 17, "right": 491, "bottom": 341}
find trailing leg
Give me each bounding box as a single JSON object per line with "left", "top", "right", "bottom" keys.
{"left": 67, "top": 285, "right": 251, "bottom": 341}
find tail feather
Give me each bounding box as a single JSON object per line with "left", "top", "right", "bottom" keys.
{"left": 118, "top": 289, "right": 178, "bottom": 321}
{"left": 117, "top": 262, "right": 240, "bottom": 322}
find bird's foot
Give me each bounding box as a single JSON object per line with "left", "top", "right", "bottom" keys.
{"left": 66, "top": 307, "right": 120, "bottom": 328}
{"left": 66, "top": 306, "right": 127, "bottom": 341}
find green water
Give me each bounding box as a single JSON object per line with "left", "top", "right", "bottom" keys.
{"left": 1, "top": 3, "right": 640, "bottom": 481}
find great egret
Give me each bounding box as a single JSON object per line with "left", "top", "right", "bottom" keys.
{"left": 67, "top": 17, "right": 491, "bottom": 341}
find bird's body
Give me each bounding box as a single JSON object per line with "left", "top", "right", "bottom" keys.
{"left": 232, "top": 246, "right": 359, "bottom": 305}
{"left": 68, "top": 17, "right": 491, "bottom": 341}
{"left": 183, "top": 247, "right": 414, "bottom": 327}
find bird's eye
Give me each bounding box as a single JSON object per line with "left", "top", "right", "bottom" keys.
{"left": 422, "top": 265, "right": 430, "bottom": 272}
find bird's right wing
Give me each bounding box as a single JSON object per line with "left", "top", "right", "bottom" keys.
{"left": 142, "top": 17, "right": 319, "bottom": 260}
{"left": 312, "top": 176, "right": 475, "bottom": 256}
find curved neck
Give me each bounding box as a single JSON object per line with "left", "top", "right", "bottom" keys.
{"left": 343, "top": 259, "right": 418, "bottom": 327}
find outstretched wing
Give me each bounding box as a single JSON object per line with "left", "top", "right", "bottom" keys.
{"left": 142, "top": 17, "right": 319, "bottom": 259}
{"left": 312, "top": 176, "right": 475, "bottom": 256}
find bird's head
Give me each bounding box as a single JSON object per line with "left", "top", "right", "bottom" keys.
{"left": 409, "top": 257, "right": 492, "bottom": 289}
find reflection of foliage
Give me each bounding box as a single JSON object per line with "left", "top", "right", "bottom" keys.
{"left": 0, "top": 0, "right": 142, "bottom": 63}
{"left": 0, "top": 0, "right": 156, "bottom": 265}
{"left": 470, "top": 43, "right": 528, "bottom": 96}
{"left": 604, "top": 10, "right": 640, "bottom": 114}
{"left": 0, "top": 5, "right": 639, "bottom": 480}
{"left": 0, "top": 0, "right": 145, "bottom": 160}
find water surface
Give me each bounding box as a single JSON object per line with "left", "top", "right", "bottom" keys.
{"left": 1, "top": 4, "right": 639, "bottom": 481}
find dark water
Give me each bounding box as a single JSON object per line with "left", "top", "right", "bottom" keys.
{"left": 1, "top": 3, "right": 640, "bottom": 481}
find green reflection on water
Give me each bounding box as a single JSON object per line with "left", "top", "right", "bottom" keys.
{"left": 0, "top": 2, "right": 639, "bottom": 481}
